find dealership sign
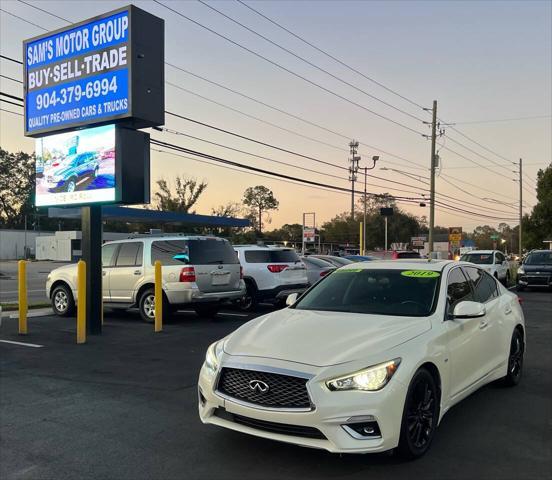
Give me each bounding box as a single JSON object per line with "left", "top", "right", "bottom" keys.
{"left": 35, "top": 124, "right": 150, "bottom": 207}
{"left": 24, "top": 5, "right": 164, "bottom": 137}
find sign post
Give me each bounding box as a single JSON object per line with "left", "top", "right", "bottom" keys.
{"left": 23, "top": 5, "right": 164, "bottom": 335}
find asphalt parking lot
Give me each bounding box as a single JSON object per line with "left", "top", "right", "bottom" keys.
{"left": 1, "top": 292, "right": 551, "bottom": 480}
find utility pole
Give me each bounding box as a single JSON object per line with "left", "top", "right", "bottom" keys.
{"left": 349, "top": 140, "right": 360, "bottom": 220}
{"left": 428, "top": 100, "right": 438, "bottom": 256}
{"left": 519, "top": 158, "right": 523, "bottom": 261}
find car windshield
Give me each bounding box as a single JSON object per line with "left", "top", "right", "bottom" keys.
{"left": 524, "top": 252, "right": 552, "bottom": 265}
{"left": 294, "top": 268, "right": 440, "bottom": 316}
{"left": 460, "top": 253, "right": 493, "bottom": 264}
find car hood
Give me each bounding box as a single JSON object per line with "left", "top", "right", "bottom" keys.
{"left": 52, "top": 263, "right": 77, "bottom": 275}
{"left": 224, "top": 308, "right": 431, "bottom": 367}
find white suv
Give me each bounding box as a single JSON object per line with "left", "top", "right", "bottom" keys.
{"left": 459, "top": 250, "right": 511, "bottom": 284}
{"left": 234, "top": 245, "right": 309, "bottom": 310}
{"left": 46, "top": 235, "right": 245, "bottom": 321}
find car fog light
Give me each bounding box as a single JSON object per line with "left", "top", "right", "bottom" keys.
{"left": 342, "top": 421, "right": 382, "bottom": 439}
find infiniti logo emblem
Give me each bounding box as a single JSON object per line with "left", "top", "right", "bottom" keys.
{"left": 249, "top": 380, "right": 269, "bottom": 393}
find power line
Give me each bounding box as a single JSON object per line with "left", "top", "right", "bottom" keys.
{"left": 236, "top": 0, "right": 426, "bottom": 111}
{"left": 0, "top": 107, "right": 23, "bottom": 116}
{"left": 17, "top": 0, "right": 71, "bottom": 22}
{"left": 446, "top": 126, "right": 514, "bottom": 167}
{"left": 0, "top": 7, "right": 47, "bottom": 30}
{"left": 153, "top": 0, "right": 425, "bottom": 136}
{"left": 0, "top": 74, "right": 23, "bottom": 84}
{"left": 166, "top": 62, "right": 423, "bottom": 168}
{"left": 166, "top": 81, "right": 346, "bottom": 152}
{"left": 151, "top": 137, "right": 424, "bottom": 201}
{"left": 165, "top": 110, "right": 349, "bottom": 171}
{"left": 441, "top": 144, "right": 514, "bottom": 181}
{"left": 0, "top": 54, "right": 23, "bottom": 65}
{"left": 451, "top": 114, "right": 551, "bottom": 125}
{"left": 197, "top": 0, "right": 425, "bottom": 124}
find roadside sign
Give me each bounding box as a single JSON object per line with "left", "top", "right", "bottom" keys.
{"left": 449, "top": 226, "right": 462, "bottom": 246}
{"left": 411, "top": 236, "right": 427, "bottom": 247}
{"left": 23, "top": 5, "right": 164, "bottom": 137}
{"left": 303, "top": 227, "right": 316, "bottom": 242}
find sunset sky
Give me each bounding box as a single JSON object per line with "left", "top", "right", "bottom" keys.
{"left": 1, "top": 0, "right": 550, "bottom": 231}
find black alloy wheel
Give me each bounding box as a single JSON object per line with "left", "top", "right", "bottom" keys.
{"left": 398, "top": 368, "right": 438, "bottom": 459}
{"left": 503, "top": 329, "right": 524, "bottom": 386}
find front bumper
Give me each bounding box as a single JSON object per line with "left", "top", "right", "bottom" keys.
{"left": 197, "top": 359, "right": 408, "bottom": 454}
{"left": 517, "top": 274, "right": 552, "bottom": 287}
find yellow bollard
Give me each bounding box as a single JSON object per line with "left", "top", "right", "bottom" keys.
{"left": 18, "top": 260, "right": 27, "bottom": 335}
{"left": 77, "top": 260, "right": 86, "bottom": 344}
{"left": 154, "top": 260, "right": 163, "bottom": 332}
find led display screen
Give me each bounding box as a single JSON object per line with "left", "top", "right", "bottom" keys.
{"left": 35, "top": 124, "right": 115, "bottom": 206}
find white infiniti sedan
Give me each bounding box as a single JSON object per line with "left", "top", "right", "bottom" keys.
{"left": 198, "top": 260, "right": 525, "bottom": 459}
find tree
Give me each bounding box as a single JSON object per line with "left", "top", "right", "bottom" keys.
{"left": 242, "top": 186, "right": 279, "bottom": 234}
{"left": 211, "top": 202, "right": 244, "bottom": 237}
{"left": 523, "top": 163, "right": 552, "bottom": 250}
{"left": 0, "top": 149, "right": 35, "bottom": 227}
{"left": 154, "top": 176, "right": 207, "bottom": 214}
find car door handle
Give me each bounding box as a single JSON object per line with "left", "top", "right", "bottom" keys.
{"left": 134, "top": 270, "right": 142, "bottom": 275}
{"left": 102, "top": 271, "right": 107, "bottom": 276}
{"left": 504, "top": 307, "right": 512, "bottom": 315}
{"left": 479, "top": 319, "right": 489, "bottom": 329}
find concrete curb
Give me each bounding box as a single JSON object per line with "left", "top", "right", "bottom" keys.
{"left": 1, "top": 307, "right": 53, "bottom": 320}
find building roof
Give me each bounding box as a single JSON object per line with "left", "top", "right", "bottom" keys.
{"left": 47, "top": 206, "right": 250, "bottom": 228}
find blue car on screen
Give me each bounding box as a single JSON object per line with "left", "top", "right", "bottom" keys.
{"left": 45, "top": 152, "right": 100, "bottom": 193}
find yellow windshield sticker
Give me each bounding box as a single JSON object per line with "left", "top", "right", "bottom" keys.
{"left": 401, "top": 270, "right": 440, "bottom": 278}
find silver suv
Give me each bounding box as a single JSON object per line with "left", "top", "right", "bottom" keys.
{"left": 46, "top": 235, "right": 245, "bottom": 321}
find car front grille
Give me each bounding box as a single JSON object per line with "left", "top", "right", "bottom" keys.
{"left": 525, "top": 275, "right": 550, "bottom": 286}
{"left": 217, "top": 367, "right": 312, "bottom": 409}
{"left": 214, "top": 408, "right": 326, "bottom": 439}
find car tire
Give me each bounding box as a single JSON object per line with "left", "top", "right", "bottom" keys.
{"left": 138, "top": 288, "right": 166, "bottom": 323}
{"left": 238, "top": 282, "right": 257, "bottom": 312}
{"left": 66, "top": 177, "right": 77, "bottom": 192}
{"left": 397, "top": 368, "right": 439, "bottom": 460}
{"left": 502, "top": 329, "right": 524, "bottom": 387}
{"left": 194, "top": 304, "right": 220, "bottom": 318}
{"left": 51, "top": 283, "right": 75, "bottom": 317}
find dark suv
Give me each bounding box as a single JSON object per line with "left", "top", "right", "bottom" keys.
{"left": 45, "top": 152, "right": 100, "bottom": 192}
{"left": 516, "top": 250, "right": 552, "bottom": 291}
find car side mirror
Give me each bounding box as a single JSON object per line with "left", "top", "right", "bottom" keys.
{"left": 286, "top": 293, "right": 299, "bottom": 306}
{"left": 452, "top": 301, "right": 486, "bottom": 319}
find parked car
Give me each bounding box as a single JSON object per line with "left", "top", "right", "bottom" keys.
{"left": 198, "top": 260, "right": 525, "bottom": 458}
{"left": 46, "top": 235, "right": 245, "bottom": 321}
{"left": 460, "top": 250, "right": 510, "bottom": 284}
{"left": 234, "top": 245, "right": 309, "bottom": 310}
{"left": 343, "top": 255, "right": 376, "bottom": 262}
{"left": 301, "top": 256, "right": 335, "bottom": 285}
{"left": 45, "top": 152, "right": 100, "bottom": 192}
{"left": 516, "top": 249, "right": 552, "bottom": 291}
{"left": 310, "top": 255, "right": 354, "bottom": 268}
{"left": 368, "top": 250, "right": 423, "bottom": 260}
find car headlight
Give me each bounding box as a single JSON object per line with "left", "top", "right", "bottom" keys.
{"left": 326, "top": 359, "right": 401, "bottom": 391}
{"left": 204, "top": 340, "right": 224, "bottom": 376}
{"left": 517, "top": 267, "right": 525, "bottom": 275}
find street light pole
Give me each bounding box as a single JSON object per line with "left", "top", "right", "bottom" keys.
{"left": 349, "top": 140, "right": 360, "bottom": 221}
{"left": 362, "top": 156, "right": 379, "bottom": 255}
